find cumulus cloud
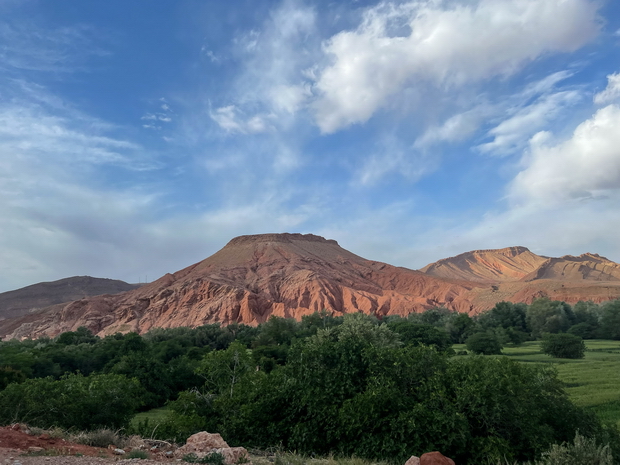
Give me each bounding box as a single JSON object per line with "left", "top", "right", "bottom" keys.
{"left": 594, "top": 73, "right": 620, "bottom": 105}
{"left": 510, "top": 104, "right": 620, "bottom": 205}
{"left": 312, "top": 0, "right": 600, "bottom": 133}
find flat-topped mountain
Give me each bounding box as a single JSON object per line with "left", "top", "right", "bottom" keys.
{"left": 0, "top": 276, "right": 140, "bottom": 320}
{"left": 2, "top": 235, "right": 620, "bottom": 339}
{"left": 0, "top": 234, "right": 477, "bottom": 338}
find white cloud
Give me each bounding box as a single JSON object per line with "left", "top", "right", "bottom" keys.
{"left": 594, "top": 73, "right": 620, "bottom": 105}
{"left": 478, "top": 90, "right": 582, "bottom": 156}
{"left": 414, "top": 104, "right": 493, "bottom": 148}
{"left": 356, "top": 135, "right": 434, "bottom": 185}
{"left": 210, "top": 0, "right": 318, "bottom": 132}
{"left": 269, "top": 84, "right": 312, "bottom": 114}
{"left": 0, "top": 21, "right": 107, "bottom": 73}
{"left": 312, "top": 0, "right": 600, "bottom": 133}
{"left": 210, "top": 105, "right": 273, "bottom": 134}
{"left": 510, "top": 104, "right": 620, "bottom": 205}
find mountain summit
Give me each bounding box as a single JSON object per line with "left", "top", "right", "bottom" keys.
{"left": 0, "top": 234, "right": 475, "bottom": 338}
{"left": 2, "top": 234, "right": 620, "bottom": 339}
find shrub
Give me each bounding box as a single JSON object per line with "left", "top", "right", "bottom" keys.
{"left": 537, "top": 432, "right": 612, "bottom": 465}
{"left": 541, "top": 333, "right": 585, "bottom": 359}
{"left": 465, "top": 331, "right": 503, "bottom": 355}
{"left": 126, "top": 450, "right": 149, "bottom": 460}
{"left": 74, "top": 428, "right": 125, "bottom": 448}
{"left": 0, "top": 372, "right": 145, "bottom": 430}
{"left": 182, "top": 452, "right": 225, "bottom": 465}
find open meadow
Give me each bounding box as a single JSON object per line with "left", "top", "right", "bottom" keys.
{"left": 455, "top": 340, "right": 620, "bottom": 428}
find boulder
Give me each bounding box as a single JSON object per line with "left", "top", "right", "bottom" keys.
{"left": 404, "top": 456, "right": 420, "bottom": 465}
{"left": 218, "top": 446, "right": 250, "bottom": 464}
{"left": 175, "top": 431, "right": 229, "bottom": 457}
{"left": 175, "top": 432, "right": 250, "bottom": 465}
{"left": 420, "top": 451, "right": 455, "bottom": 465}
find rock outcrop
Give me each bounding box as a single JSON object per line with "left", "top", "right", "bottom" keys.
{"left": 175, "top": 432, "right": 250, "bottom": 465}
{"left": 2, "top": 234, "right": 620, "bottom": 339}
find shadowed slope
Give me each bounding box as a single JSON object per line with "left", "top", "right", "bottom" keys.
{"left": 0, "top": 276, "right": 140, "bottom": 320}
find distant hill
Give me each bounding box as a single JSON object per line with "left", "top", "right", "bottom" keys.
{"left": 420, "top": 246, "right": 620, "bottom": 283}
{"left": 419, "top": 246, "right": 548, "bottom": 282}
{"left": 0, "top": 276, "right": 141, "bottom": 320}
{"left": 1, "top": 235, "right": 620, "bottom": 340}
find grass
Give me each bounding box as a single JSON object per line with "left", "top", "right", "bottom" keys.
{"left": 130, "top": 406, "right": 170, "bottom": 428}
{"left": 454, "top": 340, "right": 620, "bottom": 428}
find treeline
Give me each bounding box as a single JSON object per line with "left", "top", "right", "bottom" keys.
{"left": 1, "top": 300, "right": 620, "bottom": 463}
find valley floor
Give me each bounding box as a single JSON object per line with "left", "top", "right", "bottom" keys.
{"left": 454, "top": 339, "right": 620, "bottom": 428}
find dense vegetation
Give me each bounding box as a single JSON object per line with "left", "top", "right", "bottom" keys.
{"left": 1, "top": 299, "right": 620, "bottom": 463}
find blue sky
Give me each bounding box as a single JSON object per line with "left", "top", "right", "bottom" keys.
{"left": 1, "top": 0, "right": 620, "bottom": 292}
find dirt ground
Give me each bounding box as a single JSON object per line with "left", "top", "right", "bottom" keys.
{"left": 0, "top": 425, "right": 171, "bottom": 465}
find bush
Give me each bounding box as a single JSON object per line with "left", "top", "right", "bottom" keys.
{"left": 465, "top": 331, "right": 503, "bottom": 355}
{"left": 541, "top": 333, "right": 586, "bottom": 359}
{"left": 126, "top": 450, "right": 150, "bottom": 460}
{"left": 74, "top": 428, "right": 125, "bottom": 448}
{"left": 0, "top": 372, "right": 145, "bottom": 430}
{"left": 537, "top": 432, "right": 612, "bottom": 465}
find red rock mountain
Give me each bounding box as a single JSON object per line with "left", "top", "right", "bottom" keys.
{"left": 0, "top": 234, "right": 478, "bottom": 338}
{"left": 420, "top": 246, "right": 620, "bottom": 283}
{"left": 2, "top": 235, "right": 620, "bottom": 339}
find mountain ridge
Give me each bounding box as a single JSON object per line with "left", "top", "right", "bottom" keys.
{"left": 0, "top": 276, "right": 141, "bottom": 321}
{"left": 2, "top": 234, "right": 620, "bottom": 339}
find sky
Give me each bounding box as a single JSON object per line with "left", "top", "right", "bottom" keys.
{"left": 1, "top": 0, "right": 620, "bottom": 292}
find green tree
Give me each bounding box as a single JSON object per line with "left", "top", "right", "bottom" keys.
{"left": 526, "top": 298, "right": 574, "bottom": 338}
{"left": 55, "top": 326, "right": 99, "bottom": 345}
{"left": 598, "top": 300, "right": 620, "bottom": 340}
{"left": 0, "top": 372, "right": 144, "bottom": 429}
{"left": 541, "top": 333, "right": 586, "bottom": 359}
{"left": 386, "top": 320, "right": 452, "bottom": 351}
{"left": 197, "top": 341, "right": 254, "bottom": 398}
{"left": 466, "top": 331, "right": 503, "bottom": 355}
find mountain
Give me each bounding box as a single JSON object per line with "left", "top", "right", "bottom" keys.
{"left": 2, "top": 235, "right": 620, "bottom": 340}
{"left": 0, "top": 234, "right": 478, "bottom": 338}
{"left": 420, "top": 246, "right": 620, "bottom": 283}
{"left": 0, "top": 276, "right": 141, "bottom": 320}
{"left": 420, "top": 246, "right": 620, "bottom": 310}
{"left": 419, "top": 246, "right": 548, "bottom": 282}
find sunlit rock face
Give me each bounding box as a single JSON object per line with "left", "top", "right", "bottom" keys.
{"left": 3, "top": 234, "right": 620, "bottom": 339}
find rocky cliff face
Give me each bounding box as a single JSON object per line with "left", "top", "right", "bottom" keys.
{"left": 419, "top": 246, "right": 548, "bottom": 282}
{"left": 2, "top": 235, "right": 620, "bottom": 339}
{"left": 0, "top": 234, "right": 478, "bottom": 338}
{"left": 421, "top": 247, "right": 620, "bottom": 309}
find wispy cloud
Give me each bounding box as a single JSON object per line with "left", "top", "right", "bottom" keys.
{"left": 0, "top": 20, "right": 108, "bottom": 73}
{"left": 478, "top": 90, "right": 582, "bottom": 156}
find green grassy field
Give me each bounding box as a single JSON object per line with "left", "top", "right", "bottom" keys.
{"left": 130, "top": 407, "right": 170, "bottom": 429}
{"left": 455, "top": 340, "right": 620, "bottom": 428}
